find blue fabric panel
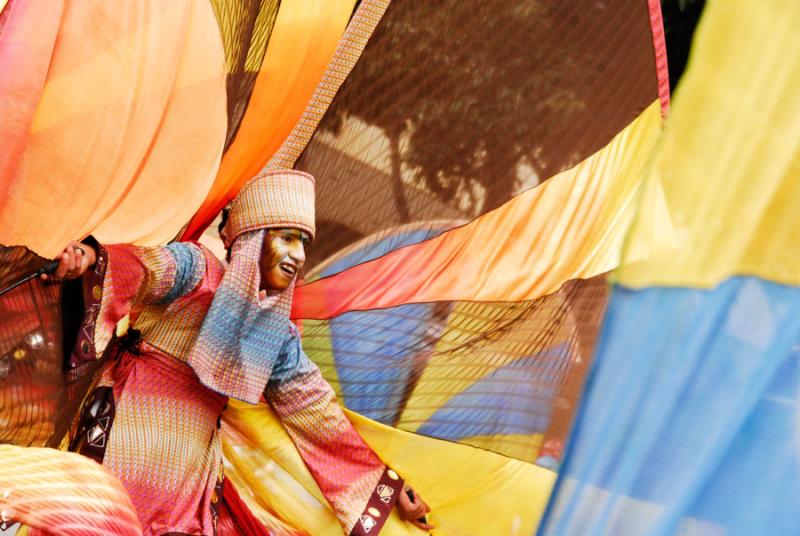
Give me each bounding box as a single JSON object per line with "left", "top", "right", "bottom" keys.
{"left": 539, "top": 277, "right": 800, "bottom": 535}
{"left": 319, "top": 224, "right": 452, "bottom": 422}
{"left": 331, "top": 303, "right": 434, "bottom": 423}
{"left": 417, "top": 346, "right": 567, "bottom": 440}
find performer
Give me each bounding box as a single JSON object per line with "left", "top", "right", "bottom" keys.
{"left": 52, "top": 170, "right": 431, "bottom": 535}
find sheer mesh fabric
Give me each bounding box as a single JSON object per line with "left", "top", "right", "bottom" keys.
{"left": 0, "top": 245, "right": 63, "bottom": 446}
{"left": 0, "top": 245, "right": 102, "bottom": 448}
{"left": 209, "top": 0, "right": 282, "bottom": 148}
{"left": 290, "top": 0, "right": 659, "bottom": 463}
{"left": 296, "top": 0, "right": 658, "bottom": 271}
{"left": 302, "top": 276, "right": 608, "bottom": 462}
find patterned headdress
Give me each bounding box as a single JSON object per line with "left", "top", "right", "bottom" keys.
{"left": 223, "top": 170, "right": 315, "bottom": 248}
{"left": 189, "top": 170, "right": 316, "bottom": 403}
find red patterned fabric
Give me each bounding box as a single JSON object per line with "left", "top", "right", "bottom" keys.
{"left": 94, "top": 349, "right": 227, "bottom": 535}
{"left": 647, "top": 0, "right": 671, "bottom": 115}
{"left": 216, "top": 479, "right": 272, "bottom": 536}
{"left": 267, "top": 365, "right": 399, "bottom": 530}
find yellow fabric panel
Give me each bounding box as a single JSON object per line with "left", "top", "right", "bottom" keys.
{"left": 222, "top": 400, "right": 345, "bottom": 535}
{"left": 618, "top": 0, "right": 800, "bottom": 288}
{"left": 0, "top": 1, "right": 227, "bottom": 257}
{"left": 221, "top": 401, "right": 556, "bottom": 535}
{"left": 298, "top": 318, "right": 344, "bottom": 401}
{"left": 399, "top": 297, "right": 575, "bottom": 434}
{"left": 348, "top": 410, "right": 556, "bottom": 535}
{"left": 182, "top": 0, "right": 357, "bottom": 239}
{"left": 453, "top": 433, "right": 545, "bottom": 462}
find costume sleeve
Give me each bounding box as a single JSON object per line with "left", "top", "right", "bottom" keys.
{"left": 265, "top": 327, "right": 405, "bottom": 535}
{"left": 70, "top": 241, "right": 207, "bottom": 367}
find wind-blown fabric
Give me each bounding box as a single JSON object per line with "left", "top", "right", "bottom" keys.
{"left": 0, "top": 0, "right": 675, "bottom": 533}
{"left": 0, "top": 0, "right": 355, "bottom": 257}
{"left": 540, "top": 0, "right": 800, "bottom": 534}
{"left": 221, "top": 402, "right": 558, "bottom": 535}
{"left": 265, "top": 0, "right": 672, "bottom": 472}
{"left": 0, "top": 445, "right": 141, "bottom": 535}
{"left": 0, "top": 0, "right": 228, "bottom": 257}
{"left": 182, "top": 0, "right": 359, "bottom": 239}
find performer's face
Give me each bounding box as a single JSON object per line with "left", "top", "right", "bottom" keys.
{"left": 260, "top": 228, "right": 310, "bottom": 291}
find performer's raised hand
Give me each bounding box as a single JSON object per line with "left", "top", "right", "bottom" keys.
{"left": 42, "top": 241, "right": 97, "bottom": 280}
{"left": 397, "top": 486, "right": 433, "bottom": 531}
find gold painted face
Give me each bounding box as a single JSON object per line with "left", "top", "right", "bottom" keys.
{"left": 259, "top": 229, "right": 311, "bottom": 291}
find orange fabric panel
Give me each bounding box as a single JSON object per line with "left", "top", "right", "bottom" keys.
{"left": 0, "top": 1, "right": 227, "bottom": 258}
{"left": 181, "top": 0, "right": 357, "bottom": 240}
{"left": 0, "top": 0, "right": 64, "bottom": 209}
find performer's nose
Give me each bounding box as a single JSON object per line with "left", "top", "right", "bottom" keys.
{"left": 290, "top": 242, "right": 306, "bottom": 265}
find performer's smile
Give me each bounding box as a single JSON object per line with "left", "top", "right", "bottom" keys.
{"left": 260, "top": 228, "right": 311, "bottom": 291}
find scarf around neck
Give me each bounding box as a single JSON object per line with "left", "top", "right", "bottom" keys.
{"left": 188, "top": 229, "right": 295, "bottom": 403}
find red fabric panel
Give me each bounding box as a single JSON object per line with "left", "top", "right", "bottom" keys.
{"left": 216, "top": 478, "right": 271, "bottom": 536}
{"left": 648, "top": 0, "right": 671, "bottom": 115}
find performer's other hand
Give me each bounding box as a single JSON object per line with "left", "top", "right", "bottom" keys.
{"left": 43, "top": 241, "right": 97, "bottom": 281}
{"left": 397, "top": 486, "right": 433, "bottom": 531}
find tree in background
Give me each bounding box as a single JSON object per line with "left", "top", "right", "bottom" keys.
{"left": 321, "top": 0, "right": 705, "bottom": 222}
{"left": 322, "top": 1, "right": 591, "bottom": 220}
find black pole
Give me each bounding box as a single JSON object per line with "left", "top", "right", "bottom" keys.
{"left": 0, "top": 260, "right": 60, "bottom": 298}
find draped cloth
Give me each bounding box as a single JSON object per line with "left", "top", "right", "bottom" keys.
{"left": 0, "top": 0, "right": 673, "bottom": 533}
{"left": 540, "top": 1, "right": 800, "bottom": 534}
{"left": 0, "top": 0, "right": 354, "bottom": 256}
{"left": 0, "top": 0, "right": 228, "bottom": 256}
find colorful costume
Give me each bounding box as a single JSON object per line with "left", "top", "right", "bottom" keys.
{"left": 68, "top": 171, "right": 404, "bottom": 535}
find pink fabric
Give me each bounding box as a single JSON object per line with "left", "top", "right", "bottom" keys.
{"left": 0, "top": 0, "right": 65, "bottom": 206}
{"left": 647, "top": 0, "right": 671, "bottom": 115}
{"left": 267, "top": 365, "right": 388, "bottom": 528}
{"left": 97, "top": 348, "right": 226, "bottom": 535}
